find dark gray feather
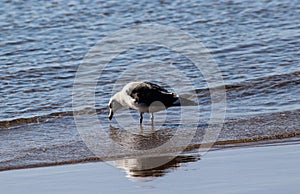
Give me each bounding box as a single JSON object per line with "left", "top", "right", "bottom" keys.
{"left": 129, "top": 82, "right": 179, "bottom": 108}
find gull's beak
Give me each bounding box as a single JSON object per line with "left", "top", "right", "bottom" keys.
{"left": 108, "top": 109, "right": 114, "bottom": 120}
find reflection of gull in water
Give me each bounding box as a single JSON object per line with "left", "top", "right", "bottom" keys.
{"left": 107, "top": 82, "right": 196, "bottom": 124}
{"left": 113, "top": 155, "right": 200, "bottom": 181}
{"left": 108, "top": 125, "right": 200, "bottom": 181}
{"left": 109, "top": 125, "right": 177, "bottom": 150}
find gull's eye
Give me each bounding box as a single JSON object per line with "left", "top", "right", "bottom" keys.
{"left": 108, "top": 103, "right": 112, "bottom": 109}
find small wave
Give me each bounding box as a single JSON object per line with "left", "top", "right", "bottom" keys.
{"left": 0, "top": 108, "right": 107, "bottom": 129}
{"left": 0, "top": 111, "right": 73, "bottom": 128}
{"left": 211, "top": 42, "right": 267, "bottom": 55}
{"left": 193, "top": 71, "right": 300, "bottom": 109}
{"left": 196, "top": 71, "right": 300, "bottom": 95}
{"left": 0, "top": 38, "right": 36, "bottom": 47}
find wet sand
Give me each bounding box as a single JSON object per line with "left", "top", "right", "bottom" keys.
{"left": 1, "top": 139, "right": 300, "bottom": 194}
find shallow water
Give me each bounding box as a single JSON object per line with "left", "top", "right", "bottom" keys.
{"left": 0, "top": 0, "right": 300, "bottom": 170}
{"left": 1, "top": 0, "right": 299, "bottom": 121}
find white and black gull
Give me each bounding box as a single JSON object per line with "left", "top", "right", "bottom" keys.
{"left": 108, "top": 82, "right": 196, "bottom": 124}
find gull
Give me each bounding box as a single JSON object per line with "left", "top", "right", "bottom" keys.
{"left": 108, "top": 82, "right": 196, "bottom": 124}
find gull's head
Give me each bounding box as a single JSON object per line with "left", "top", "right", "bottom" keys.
{"left": 107, "top": 93, "right": 122, "bottom": 120}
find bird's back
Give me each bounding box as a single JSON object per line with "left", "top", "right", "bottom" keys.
{"left": 128, "top": 82, "right": 178, "bottom": 108}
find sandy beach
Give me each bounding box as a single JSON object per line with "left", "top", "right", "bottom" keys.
{"left": 1, "top": 139, "right": 300, "bottom": 194}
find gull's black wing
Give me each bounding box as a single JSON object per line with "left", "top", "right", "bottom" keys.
{"left": 130, "top": 82, "right": 178, "bottom": 107}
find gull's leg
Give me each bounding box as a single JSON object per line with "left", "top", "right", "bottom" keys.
{"left": 139, "top": 112, "right": 144, "bottom": 124}
{"left": 151, "top": 113, "right": 154, "bottom": 130}
{"left": 150, "top": 113, "right": 154, "bottom": 123}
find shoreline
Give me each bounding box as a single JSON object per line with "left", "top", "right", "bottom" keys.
{"left": 1, "top": 139, "right": 300, "bottom": 193}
